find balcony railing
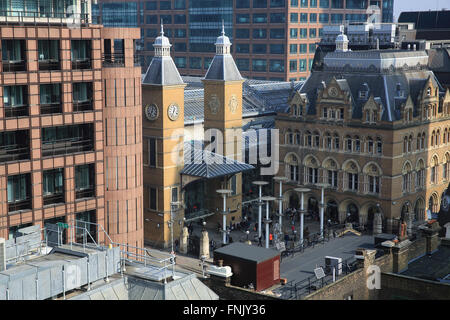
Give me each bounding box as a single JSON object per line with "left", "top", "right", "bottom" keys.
{"left": 73, "top": 100, "right": 93, "bottom": 112}
{"left": 43, "top": 193, "right": 65, "bottom": 206}
{"left": 102, "top": 53, "right": 124, "bottom": 67}
{"left": 40, "top": 102, "right": 62, "bottom": 114}
{"left": 8, "top": 199, "right": 32, "bottom": 213}
{"left": 42, "top": 138, "right": 94, "bottom": 157}
{"left": 2, "top": 60, "right": 26, "bottom": 72}
{"left": 0, "top": 10, "right": 90, "bottom": 26}
{"left": 0, "top": 145, "right": 30, "bottom": 163}
{"left": 38, "top": 59, "right": 60, "bottom": 71}
{"left": 4, "top": 105, "right": 29, "bottom": 117}
{"left": 71, "top": 58, "right": 91, "bottom": 70}
{"left": 75, "top": 187, "right": 95, "bottom": 200}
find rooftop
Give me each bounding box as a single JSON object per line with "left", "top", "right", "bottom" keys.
{"left": 214, "top": 242, "right": 280, "bottom": 263}
{"left": 401, "top": 245, "right": 450, "bottom": 282}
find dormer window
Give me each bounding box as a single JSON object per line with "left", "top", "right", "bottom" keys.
{"left": 427, "top": 87, "right": 431, "bottom": 96}
{"left": 359, "top": 91, "right": 368, "bottom": 99}
{"left": 293, "top": 104, "right": 297, "bottom": 116}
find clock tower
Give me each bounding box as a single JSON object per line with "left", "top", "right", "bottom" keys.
{"left": 142, "top": 24, "right": 187, "bottom": 248}
{"left": 203, "top": 23, "right": 245, "bottom": 224}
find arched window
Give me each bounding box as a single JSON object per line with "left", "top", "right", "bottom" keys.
{"left": 354, "top": 136, "right": 361, "bottom": 152}
{"left": 367, "top": 136, "right": 374, "bottom": 154}
{"left": 344, "top": 161, "right": 359, "bottom": 192}
{"left": 376, "top": 137, "right": 382, "bottom": 155}
{"left": 402, "top": 162, "right": 412, "bottom": 193}
{"left": 429, "top": 193, "right": 439, "bottom": 214}
{"left": 292, "top": 104, "right": 297, "bottom": 116}
{"left": 403, "top": 136, "right": 408, "bottom": 153}
{"left": 408, "top": 135, "right": 413, "bottom": 152}
{"left": 431, "top": 156, "right": 439, "bottom": 184}
{"left": 436, "top": 129, "right": 440, "bottom": 146}
{"left": 444, "top": 129, "right": 447, "bottom": 144}
{"left": 325, "top": 132, "right": 332, "bottom": 149}
{"left": 295, "top": 132, "right": 301, "bottom": 145}
{"left": 345, "top": 135, "right": 352, "bottom": 151}
{"left": 304, "top": 156, "right": 319, "bottom": 185}
{"left": 444, "top": 153, "right": 450, "bottom": 180}
{"left": 334, "top": 133, "right": 340, "bottom": 150}
{"left": 417, "top": 134, "right": 421, "bottom": 150}
{"left": 305, "top": 131, "right": 312, "bottom": 147}
{"left": 285, "top": 154, "right": 300, "bottom": 182}
{"left": 313, "top": 131, "right": 320, "bottom": 148}
{"left": 416, "top": 159, "right": 425, "bottom": 190}
{"left": 431, "top": 131, "right": 435, "bottom": 147}
{"left": 324, "top": 158, "right": 338, "bottom": 188}
{"left": 364, "top": 164, "right": 381, "bottom": 194}
{"left": 421, "top": 133, "right": 426, "bottom": 149}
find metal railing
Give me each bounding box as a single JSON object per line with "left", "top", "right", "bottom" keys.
{"left": 4, "top": 105, "right": 29, "bottom": 118}
{"left": 72, "top": 100, "right": 93, "bottom": 112}
{"left": 0, "top": 145, "right": 30, "bottom": 163}
{"left": 8, "top": 199, "right": 32, "bottom": 213}
{"left": 41, "top": 138, "right": 94, "bottom": 157}
{"left": 40, "top": 102, "right": 62, "bottom": 114}
{"left": 102, "top": 53, "right": 124, "bottom": 67}
{"left": 75, "top": 188, "right": 95, "bottom": 200}
{"left": 71, "top": 59, "right": 91, "bottom": 70}
{"left": 0, "top": 10, "right": 90, "bottom": 26}
{"left": 2, "top": 60, "right": 26, "bottom": 72}
{"left": 38, "top": 59, "right": 60, "bottom": 71}
{"left": 43, "top": 193, "right": 65, "bottom": 206}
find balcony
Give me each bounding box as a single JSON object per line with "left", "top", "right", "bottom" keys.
{"left": 39, "top": 59, "right": 60, "bottom": 71}
{"left": 2, "top": 60, "right": 26, "bottom": 72}
{"left": 4, "top": 104, "right": 28, "bottom": 117}
{"left": 40, "top": 102, "right": 62, "bottom": 114}
{"left": 0, "top": 131, "right": 30, "bottom": 163}
{"left": 8, "top": 199, "right": 32, "bottom": 213}
{"left": 73, "top": 99, "right": 93, "bottom": 112}
{"left": 43, "top": 193, "right": 65, "bottom": 206}
{"left": 2, "top": 39, "right": 26, "bottom": 72}
{"left": 71, "top": 58, "right": 91, "bottom": 70}
{"left": 102, "top": 53, "right": 124, "bottom": 67}
{"left": 75, "top": 187, "right": 95, "bottom": 200}
{"left": 42, "top": 138, "right": 94, "bottom": 157}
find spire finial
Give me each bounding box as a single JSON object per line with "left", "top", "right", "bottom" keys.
{"left": 221, "top": 19, "right": 225, "bottom": 36}
{"left": 160, "top": 19, "right": 164, "bottom": 36}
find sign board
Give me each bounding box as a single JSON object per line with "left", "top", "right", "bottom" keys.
{"left": 57, "top": 222, "right": 69, "bottom": 229}
{"left": 275, "top": 241, "right": 286, "bottom": 252}
{"left": 314, "top": 267, "right": 326, "bottom": 280}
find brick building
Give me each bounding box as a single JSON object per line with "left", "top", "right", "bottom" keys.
{"left": 0, "top": 0, "right": 144, "bottom": 249}
{"left": 276, "top": 33, "right": 450, "bottom": 233}
{"left": 93, "top": 0, "right": 394, "bottom": 81}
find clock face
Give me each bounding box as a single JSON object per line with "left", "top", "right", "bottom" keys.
{"left": 167, "top": 103, "right": 180, "bottom": 121}
{"left": 328, "top": 87, "right": 338, "bottom": 98}
{"left": 144, "top": 104, "right": 159, "bottom": 121}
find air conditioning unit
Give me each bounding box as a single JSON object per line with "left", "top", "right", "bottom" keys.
{"left": 325, "top": 256, "right": 342, "bottom": 275}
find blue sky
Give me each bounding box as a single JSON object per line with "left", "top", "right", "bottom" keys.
{"left": 394, "top": 0, "right": 449, "bottom": 20}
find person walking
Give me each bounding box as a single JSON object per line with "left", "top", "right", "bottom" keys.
{"left": 258, "top": 235, "right": 263, "bottom": 247}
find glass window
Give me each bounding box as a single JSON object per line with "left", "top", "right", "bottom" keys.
{"left": 309, "top": 43, "right": 316, "bottom": 53}
{"left": 318, "top": 28, "right": 323, "bottom": 37}
{"left": 347, "top": 0, "right": 367, "bottom": 9}
{"left": 270, "top": 0, "right": 285, "bottom": 7}
{"left": 7, "top": 174, "right": 30, "bottom": 204}
{"left": 236, "top": 29, "right": 250, "bottom": 39}
{"left": 204, "top": 57, "right": 213, "bottom": 69}
{"left": 252, "top": 59, "right": 267, "bottom": 72}
{"left": 160, "top": 1, "right": 171, "bottom": 9}
{"left": 289, "top": 44, "right": 297, "bottom": 54}
{"left": 289, "top": 60, "right": 297, "bottom": 72}
{"left": 301, "top": 0, "right": 308, "bottom": 7}
{"left": 236, "top": 14, "right": 250, "bottom": 23}
{"left": 310, "top": 0, "right": 317, "bottom": 6}
{"left": 43, "top": 168, "right": 64, "bottom": 197}
{"left": 253, "top": 44, "right": 267, "bottom": 54}
{"left": 40, "top": 84, "right": 61, "bottom": 105}
{"left": 332, "top": 0, "right": 344, "bottom": 8}
{"left": 174, "top": 29, "right": 186, "bottom": 38}
{"left": 235, "top": 43, "right": 250, "bottom": 53}
{"left": 174, "top": 14, "right": 186, "bottom": 24}
{"left": 320, "top": 0, "right": 329, "bottom": 7}
{"left": 331, "top": 14, "right": 343, "bottom": 23}
{"left": 146, "top": 15, "right": 158, "bottom": 24}
{"left": 290, "top": 13, "right": 298, "bottom": 22}
{"left": 174, "top": 0, "right": 186, "bottom": 9}
{"left": 291, "top": 0, "right": 298, "bottom": 6}
{"left": 237, "top": 0, "right": 250, "bottom": 7}
{"left": 38, "top": 40, "right": 59, "bottom": 61}
{"left": 270, "top": 29, "right": 285, "bottom": 39}
{"left": 236, "top": 59, "right": 250, "bottom": 71}
{"left": 174, "top": 42, "right": 187, "bottom": 52}
{"left": 3, "top": 86, "right": 27, "bottom": 108}
{"left": 310, "top": 28, "right": 317, "bottom": 38}
{"left": 253, "top": 13, "right": 267, "bottom": 23}
{"left": 270, "top": 44, "right": 285, "bottom": 54}
{"left": 253, "top": 0, "right": 267, "bottom": 7}
{"left": 299, "top": 43, "right": 307, "bottom": 53}
{"left": 160, "top": 14, "right": 171, "bottom": 24}
{"left": 146, "top": 28, "right": 158, "bottom": 37}
{"left": 319, "top": 13, "right": 329, "bottom": 23}
{"left": 190, "top": 57, "right": 202, "bottom": 69}
{"left": 299, "top": 28, "right": 307, "bottom": 38}
{"left": 253, "top": 28, "right": 267, "bottom": 39}
{"left": 300, "top": 13, "right": 308, "bottom": 23}
{"left": 269, "top": 59, "right": 284, "bottom": 72}
{"left": 299, "top": 59, "right": 307, "bottom": 71}
{"left": 309, "top": 58, "right": 314, "bottom": 70}
{"left": 174, "top": 57, "right": 186, "bottom": 68}
{"left": 310, "top": 13, "right": 317, "bottom": 23}
{"left": 290, "top": 28, "right": 298, "bottom": 39}
{"left": 149, "top": 187, "right": 157, "bottom": 210}
{"left": 270, "top": 13, "right": 285, "bottom": 23}
{"left": 75, "top": 164, "right": 94, "bottom": 191}
{"left": 145, "top": 1, "right": 157, "bottom": 10}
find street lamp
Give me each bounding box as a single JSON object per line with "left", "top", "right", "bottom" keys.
{"left": 261, "top": 196, "right": 276, "bottom": 249}
{"left": 169, "top": 201, "right": 181, "bottom": 277}
{"left": 273, "top": 176, "right": 288, "bottom": 235}
{"left": 252, "top": 181, "right": 269, "bottom": 239}
{"left": 315, "top": 182, "right": 330, "bottom": 239}
{"left": 295, "top": 187, "right": 311, "bottom": 247}
{"left": 217, "top": 189, "right": 232, "bottom": 245}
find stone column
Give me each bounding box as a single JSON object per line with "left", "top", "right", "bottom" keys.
{"left": 373, "top": 212, "right": 382, "bottom": 235}
{"left": 199, "top": 229, "right": 210, "bottom": 260}
{"left": 179, "top": 227, "right": 189, "bottom": 254}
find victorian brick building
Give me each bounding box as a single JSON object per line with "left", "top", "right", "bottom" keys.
{"left": 276, "top": 32, "right": 450, "bottom": 233}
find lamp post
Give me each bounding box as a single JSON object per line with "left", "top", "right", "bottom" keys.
{"left": 273, "top": 176, "right": 288, "bottom": 235}
{"left": 169, "top": 201, "right": 181, "bottom": 277}
{"left": 252, "top": 181, "right": 269, "bottom": 239}
{"left": 315, "top": 183, "right": 329, "bottom": 239}
{"left": 217, "top": 189, "right": 232, "bottom": 245}
{"left": 294, "top": 187, "right": 311, "bottom": 247}
{"left": 261, "top": 196, "right": 276, "bottom": 249}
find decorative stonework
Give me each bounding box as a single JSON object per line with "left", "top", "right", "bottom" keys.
{"left": 209, "top": 94, "right": 220, "bottom": 114}
{"left": 229, "top": 94, "right": 238, "bottom": 114}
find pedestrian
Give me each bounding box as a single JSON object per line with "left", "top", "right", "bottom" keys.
{"left": 175, "top": 239, "right": 179, "bottom": 252}
{"left": 291, "top": 224, "right": 295, "bottom": 234}
{"left": 284, "top": 233, "right": 289, "bottom": 246}
{"left": 258, "top": 235, "right": 262, "bottom": 247}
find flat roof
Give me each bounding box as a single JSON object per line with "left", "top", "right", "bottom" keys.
{"left": 214, "top": 242, "right": 279, "bottom": 263}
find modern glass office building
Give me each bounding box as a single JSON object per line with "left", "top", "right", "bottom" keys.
{"left": 95, "top": 0, "right": 394, "bottom": 81}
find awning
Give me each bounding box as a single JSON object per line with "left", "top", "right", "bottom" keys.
{"left": 181, "top": 143, "right": 254, "bottom": 179}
